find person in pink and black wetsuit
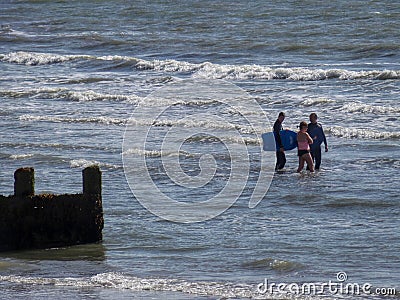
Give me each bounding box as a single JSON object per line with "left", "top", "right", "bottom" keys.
{"left": 296, "top": 121, "right": 314, "bottom": 173}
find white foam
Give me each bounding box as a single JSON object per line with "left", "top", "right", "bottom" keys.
{"left": 340, "top": 102, "right": 400, "bottom": 114}
{"left": 19, "top": 114, "right": 127, "bottom": 126}
{"left": 9, "top": 153, "right": 34, "bottom": 160}
{"left": 65, "top": 90, "right": 140, "bottom": 104}
{"left": 0, "top": 272, "right": 348, "bottom": 299}
{"left": 1, "top": 87, "right": 66, "bottom": 99}
{"left": 0, "top": 273, "right": 260, "bottom": 299}
{"left": 2, "top": 51, "right": 400, "bottom": 81}
{"left": 69, "top": 159, "right": 120, "bottom": 169}
{"left": 301, "top": 98, "right": 336, "bottom": 107}
{"left": 122, "top": 148, "right": 172, "bottom": 158}
{"left": 327, "top": 126, "right": 400, "bottom": 140}
{"left": 139, "top": 59, "right": 400, "bottom": 81}
{"left": 0, "top": 51, "right": 90, "bottom": 65}
{"left": 2, "top": 87, "right": 222, "bottom": 107}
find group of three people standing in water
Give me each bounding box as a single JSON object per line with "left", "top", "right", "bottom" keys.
{"left": 273, "top": 112, "right": 328, "bottom": 172}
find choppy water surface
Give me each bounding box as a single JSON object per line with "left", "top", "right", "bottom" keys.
{"left": 0, "top": 1, "right": 399, "bottom": 299}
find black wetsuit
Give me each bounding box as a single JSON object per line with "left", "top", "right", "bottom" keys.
{"left": 307, "top": 122, "right": 327, "bottom": 169}
{"left": 273, "top": 119, "right": 286, "bottom": 170}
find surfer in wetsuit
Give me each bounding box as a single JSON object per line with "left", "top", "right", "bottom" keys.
{"left": 307, "top": 113, "right": 328, "bottom": 170}
{"left": 297, "top": 121, "right": 314, "bottom": 172}
{"left": 273, "top": 112, "right": 286, "bottom": 170}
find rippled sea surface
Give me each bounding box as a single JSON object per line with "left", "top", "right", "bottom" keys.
{"left": 0, "top": 1, "right": 399, "bottom": 299}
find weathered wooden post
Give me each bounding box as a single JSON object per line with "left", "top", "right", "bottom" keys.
{"left": 83, "top": 165, "right": 101, "bottom": 195}
{"left": 14, "top": 167, "right": 35, "bottom": 197}
{"left": 1, "top": 166, "right": 104, "bottom": 252}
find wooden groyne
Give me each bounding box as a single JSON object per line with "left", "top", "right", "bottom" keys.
{"left": 0, "top": 166, "right": 104, "bottom": 252}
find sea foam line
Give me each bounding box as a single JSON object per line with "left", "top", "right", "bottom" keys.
{"left": 339, "top": 102, "right": 400, "bottom": 114}
{"left": 69, "top": 159, "right": 121, "bottom": 169}
{"left": 2, "top": 51, "right": 399, "bottom": 81}
{"left": 327, "top": 126, "right": 400, "bottom": 140}
{"left": 0, "top": 273, "right": 258, "bottom": 299}
{"left": 19, "top": 114, "right": 127, "bottom": 126}
{"left": 1, "top": 87, "right": 225, "bottom": 108}
{"left": 1, "top": 87, "right": 140, "bottom": 103}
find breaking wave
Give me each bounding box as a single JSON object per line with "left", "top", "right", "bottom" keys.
{"left": 2, "top": 51, "right": 400, "bottom": 81}
{"left": 0, "top": 51, "right": 91, "bottom": 65}
{"left": 9, "top": 153, "right": 35, "bottom": 160}
{"left": 0, "top": 272, "right": 391, "bottom": 299}
{"left": 300, "top": 98, "right": 336, "bottom": 107}
{"left": 19, "top": 114, "right": 127, "bottom": 126}
{"left": 69, "top": 159, "right": 121, "bottom": 169}
{"left": 327, "top": 126, "right": 400, "bottom": 140}
{"left": 340, "top": 102, "right": 400, "bottom": 114}
{"left": 0, "top": 88, "right": 139, "bottom": 104}
{"left": 1, "top": 87, "right": 222, "bottom": 107}
{"left": 0, "top": 272, "right": 285, "bottom": 299}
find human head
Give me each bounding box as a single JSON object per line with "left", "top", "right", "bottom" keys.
{"left": 299, "top": 121, "right": 308, "bottom": 132}
{"left": 309, "top": 113, "right": 318, "bottom": 124}
{"left": 278, "top": 112, "right": 285, "bottom": 122}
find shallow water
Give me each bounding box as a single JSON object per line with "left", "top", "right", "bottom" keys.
{"left": 0, "top": 0, "right": 399, "bottom": 299}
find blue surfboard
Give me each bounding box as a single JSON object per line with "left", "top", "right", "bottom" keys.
{"left": 262, "top": 130, "right": 298, "bottom": 151}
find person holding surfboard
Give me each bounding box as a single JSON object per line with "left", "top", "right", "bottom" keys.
{"left": 307, "top": 113, "right": 328, "bottom": 170}
{"left": 296, "top": 121, "right": 315, "bottom": 173}
{"left": 273, "top": 112, "right": 286, "bottom": 170}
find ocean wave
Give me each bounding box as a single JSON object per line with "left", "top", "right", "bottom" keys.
{"left": 19, "top": 114, "right": 127, "bottom": 126}
{"left": 300, "top": 98, "right": 336, "bottom": 107}
{"left": 1, "top": 87, "right": 140, "bottom": 104}
{"left": 324, "top": 198, "right": 398, "bottom": 208}
{"left": 1, "top": 141, "right": 116, "bottom": 152}
{"left": 2, "top": 51, "right": 400, "bottom": 81}
{"left": 327, "top": 126, "right": 400, "bottom": 140}
{"left": 64, "top": 90, "right": 139, "bottom": 103}
{"left": 340, "top": 102, "right": 400, "bottom": 114}
{"left": 123, "top": 148, "right": 172, "bottom": 158}
{"left": 242, "top": 258, "right": 303, "bottom": 272}
{"left": 2, "top": 272, "right": 388, "bottom": 299}
{"left": 0, "top": 87, "right": 66, "bottom": 99}
{"left": 0, "top": 273, "right": 268, "bottom": 299}
{"left": 69, "top": 159, "right": 120, "bottom": 169}
{"left": 0, "top": 51, "right": 91, "bottom": 66}
{"left": 0, "top": 51, "right": 142, "bottom": 66}
{"left": 122, "top": 148, "right": 196, "bottom": 158}
{"left": 142, "top": 59, "right": 400, "bottom": 81}
{"left": 6, "top": 152, "right": 68, "bottom": 165}
{"left": 9, "top": 153, "right": 34, "bottom": 160}
{"left": 1, "top": 87, "right": 222, "bottom": 107}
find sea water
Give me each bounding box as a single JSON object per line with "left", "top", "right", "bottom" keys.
{"left": 0, "top": 0, "right": 399, "bottom": 299}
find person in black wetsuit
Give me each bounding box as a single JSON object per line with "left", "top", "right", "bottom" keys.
{"left": 307, "top": 113, "right": 328, "bottom": 170}
{"left": 273, "top": 112, "right": 286, "bottom": 170}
